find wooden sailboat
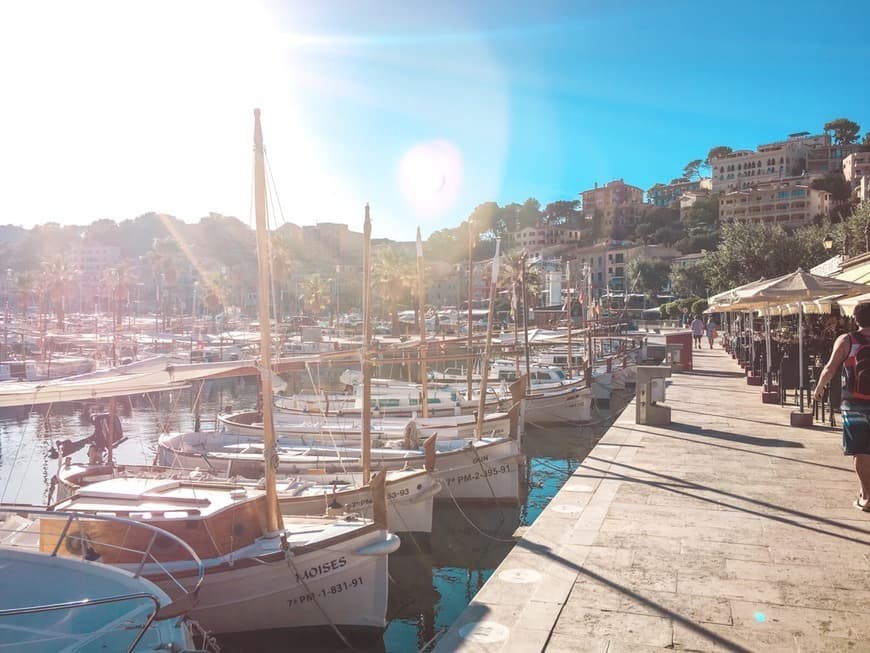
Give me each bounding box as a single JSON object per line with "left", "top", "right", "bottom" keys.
{"left": 55, "top": 442, "right": 442, "bottom": 535}
{"left": 157, "top": 210, "right": 524, "bottom": 504}
{"left": 42, "top": 110, "right": 400, "bottom": 638}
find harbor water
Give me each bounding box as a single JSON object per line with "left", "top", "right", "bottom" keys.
{"left": 0, "top": 377, "right": 630, "bottom": 652}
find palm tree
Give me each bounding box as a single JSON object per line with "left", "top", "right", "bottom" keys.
{"left": 499, "top": 250, "right": 543, "bottom": 318}
{"left": 200, "top": 272, "right": 226, "bottom": 333}
{"left": 371, "top": 248, "right": 414, "bottom": 336}
{"left": 626, "top": 258, "right": 671, "bottom": 305}
{"left": 41, "top": 257, "right": 79, "bottom": 329}
{"left": 15, "top": 271, "right": 40, "bottom": 323}
{"left": 300, "top": 275, "right": 331, "bottom": 319}
{"left": 102, "top": 262, "right": 137, "bottom": 327}
{"left": 269, "top": 234, "right": 295, "bottom": 322}
{"left": 146, "top": 237, "right": 181, "bottom": 328}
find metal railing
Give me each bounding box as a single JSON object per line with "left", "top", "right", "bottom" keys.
{"left": 0, "top": 506, "right": 205, "bottom": 612}
{"left": 0, "top": 592, "right": 161, "bottom": 653}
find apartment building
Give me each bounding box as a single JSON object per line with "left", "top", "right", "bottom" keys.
{"left": 580, "top": 179, "right": 646, "bottom": 238}
{"left": 647, "top": 178, "right": 712, "bottom": 208}
{"left": 718, "top": 177, "right": 831, "bottom": 227}
{"left": 569, "top": 242, "right": 680, "bottom": 294}
{"left": 302, "top": 222, "right": 363, "bottom": 260}
{"left": 672, "top": 250, "right": 707, "bottom": 268}
{"left": 843, "top": 150, "right": 870, "bottom": 202}
{"left": 510, "top": 223, "right": 584, "bottom": 258}
{"left": 843, "top": 151, "right": 870, "bottom": 190}
{"left": 709, "top": 133, "right": 827, "bottom": 193}
{"left": 67, "top": 243, "right": 122, "bottom": 312}
{"left": 807, "top": 142, "right": 865, "bottom": 176}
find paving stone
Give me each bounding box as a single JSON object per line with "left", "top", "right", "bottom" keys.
{"left": 433, "top": 348, "right": 870, "bottom": 652}
{"left": 543, "top": 634, "right": 610, "bottom": 652}
{"left": 552, "top": 608, "right": 673, "bottom": 648}
{"left": 730, "top": 599, "right": 856, "bottom": 639}
{"left": 676, "top": 572, "right": 786, "bottom": 604}
{"left": 680, "top": 539, "right": 771, "bottom": 563}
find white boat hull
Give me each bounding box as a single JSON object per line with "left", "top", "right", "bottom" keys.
{"left": 522, "top": 384, "right": 593, "bottom": 424}
{"left": 277, "top": 470, "right": 439, "bottom": 534}
{"left": 151, "top": 527, "right": 398, "bottom": 635}
{"left": 219, "top": 409, "right": 512, "bottom": 444}
{"left": 158, "top": 434, "right": 523, "bottom": 504}
{"left": 55, "top": 463, "right": 440, "bottom": 535}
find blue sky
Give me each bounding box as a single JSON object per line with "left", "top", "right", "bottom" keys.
{"left": 1, "top": 0, "right": 867, "bottom": 241}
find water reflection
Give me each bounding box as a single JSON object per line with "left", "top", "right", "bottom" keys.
{"left": 0, "top": 377, "right": 631, "bottom": 652}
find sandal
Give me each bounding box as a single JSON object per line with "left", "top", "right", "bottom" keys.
{"left": 854, "top": 496, "right": 870, "bottom": 512}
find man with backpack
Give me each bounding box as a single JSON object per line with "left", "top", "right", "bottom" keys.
{"left": 813, "top": 302, "right": 870, "bottom": 512}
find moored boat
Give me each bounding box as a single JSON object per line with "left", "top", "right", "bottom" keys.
{"left": 48, "top": 474, "right": 400, "bottom": 636}
{"left": 156, "top": 431, "right": 524, "bottom": 504}
{"left": 54, "top": 457, "right": 441, "bottom": 536}
{"left": 0, "top": 508, "right": 204, "bottom": 652}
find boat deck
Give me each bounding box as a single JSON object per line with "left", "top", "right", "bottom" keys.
{"left": 434, "top": 345, "right": 870, "bottom": 652}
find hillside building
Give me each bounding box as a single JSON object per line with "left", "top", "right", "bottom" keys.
{"left": 568, "top": 241, "right": 681, "bottom": 295}
{"left": 843, "top": 152, "right": 870, "bottom": 201}
{"left": 580, "top": 179, "right": 646, "bottom": 239}
{"left": 718, "top": 177, "right": 831, "bottom": 227}
{"left": 672, "top": 250, "right": 707, "bottom": 268}
{"left": 709, "top": 133, "right": 829, "bottom": 193}
{"left": 510, "top": 223, "right": 585, "bottom": 258}
{"left": 647, "top": 179, "right": 712, "bottom": 208}
{"left": 67, "top": 243, "right": 121, "bottom": 312}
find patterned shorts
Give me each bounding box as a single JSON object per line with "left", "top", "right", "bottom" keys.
{"left": 841, "top": 409, "right": 870, "bottom": 455}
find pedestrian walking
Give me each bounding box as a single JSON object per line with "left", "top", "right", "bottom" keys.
{"left": 813, "top": 302, "right": 870, "bottom": 512}
{"left": 690, "top": 315, "right": 704, "bottom": 349}
{"left": 705, "top": 317, "right": 718, "bottom": 349}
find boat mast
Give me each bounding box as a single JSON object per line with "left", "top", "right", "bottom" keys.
{"left": 465, "top": 222, "right": 474, "bottom": 400}
{"left": 566, "top": 261, "right": 573, "bottom": 378}
{"left": 361, "top": 204, "right": 372, "bottom": 484}
{"left": 521, "top": 254, "right": 532, "bottom": 395}
{"left": 475, "top": 238, "right": 500, "bottom": 440}
{"left": 416, "top": 227, "right": 429, "bottom": 418}
{"left": 252, "top": 108, "right": 283, "bottom": 532}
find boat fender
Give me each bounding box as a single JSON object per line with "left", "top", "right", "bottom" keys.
{"left": 355, "top": 533, "right": 402, "bottom": 557}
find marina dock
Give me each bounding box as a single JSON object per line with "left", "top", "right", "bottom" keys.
{"left": 434, "top": 346, "right": 870, "bottom": 651}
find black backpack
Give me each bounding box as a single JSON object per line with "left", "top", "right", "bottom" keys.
{"left": 844, "top": 332, "right": 870, "bottom": 400}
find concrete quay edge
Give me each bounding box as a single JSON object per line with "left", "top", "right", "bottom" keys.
{"left": 432, "top": 346, "right": 870, "bottom": 653}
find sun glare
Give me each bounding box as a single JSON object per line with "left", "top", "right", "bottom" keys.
{"left": 398, "top": 140, "right": 463, "bottom": 220}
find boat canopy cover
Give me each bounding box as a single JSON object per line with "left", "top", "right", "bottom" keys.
{"left": 0, "top": 356, "right": 260, "bottom": 407}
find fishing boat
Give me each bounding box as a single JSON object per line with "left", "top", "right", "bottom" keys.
{"left": 48, "top": 474, "right": 399, "bottom": 636}
{"left": 273, "top": 371, "right": 505, "bottom": 418}
{"left": 0, "top": 508, "right": 204, "bottom": 652}
{"left": 156, "top": 431, "right": 523, "bottom": 504}
{"left": 7, "top": 110, "right": 401, "bottom": 639}
{"left": 54, "top": 443, "right": 442, "bottom": 536}
{"left": 217, "top": 405, "right": 513, "bottom": 443}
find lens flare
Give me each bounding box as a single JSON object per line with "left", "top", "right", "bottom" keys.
{"left": 398, "top": 140, "right": 463, "bottom": 219}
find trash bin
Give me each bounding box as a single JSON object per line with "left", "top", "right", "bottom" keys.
{"left": 665, "top": 331, "right": 693, "bottom": 371}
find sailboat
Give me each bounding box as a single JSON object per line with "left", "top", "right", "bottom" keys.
{"left": 55, "top": 439, "right": 442, "bottom": 536}
{"left": 156, "top": 217, "right": 525, "bottom": 504}
{"left": 35, "top": 110, "right": 401, "bottom": 638}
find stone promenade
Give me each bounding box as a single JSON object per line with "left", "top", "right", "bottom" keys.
{"left": 433, "top": 346, "right": 870, "bottom": 652}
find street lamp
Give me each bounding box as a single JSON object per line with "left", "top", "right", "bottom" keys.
{"left": 823, "top": 232, "right": 847, "bottom": 257}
